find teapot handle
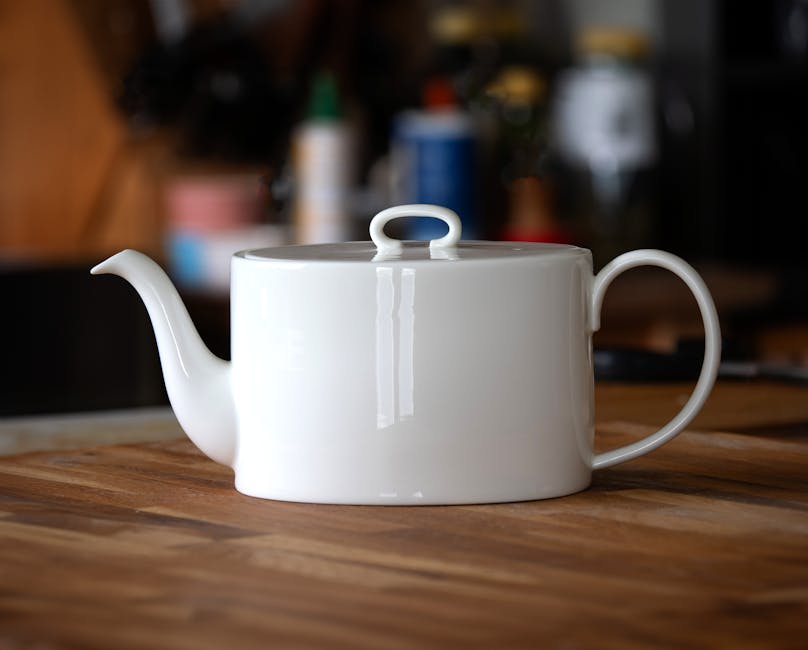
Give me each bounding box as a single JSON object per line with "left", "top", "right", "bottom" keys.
{"left": 370, "top": 204, "right": 462, "bottom": 254}
{"left": 591, "top": 250, "right": 721, "bottom": 469}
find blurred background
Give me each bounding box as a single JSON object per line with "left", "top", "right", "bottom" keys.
{"left": 2, "top": 0, "right": 807, "bottom": 416}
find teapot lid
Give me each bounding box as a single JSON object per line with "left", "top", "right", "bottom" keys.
{"left": 239, "top": 204, "right": 588, "bottom": 263}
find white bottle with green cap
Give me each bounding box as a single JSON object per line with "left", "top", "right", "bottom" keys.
{"left": 293, "top": 72, "right": 354, "bottom": 244}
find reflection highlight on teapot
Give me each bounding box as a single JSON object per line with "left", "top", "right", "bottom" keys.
{"left": 376, "top": 266, "right": 416, "bottom": 429}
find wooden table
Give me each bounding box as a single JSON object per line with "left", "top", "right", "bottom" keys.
{"left": 1, "top": 381, "right": 807, "bottom": 649}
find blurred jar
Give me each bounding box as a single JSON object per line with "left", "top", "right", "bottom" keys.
{"left": 552, "top": 27, "right": 658, "bottom": 267}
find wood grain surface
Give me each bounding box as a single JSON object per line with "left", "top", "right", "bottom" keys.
{"left": 0, "top": 382, "right": 807, "bottom": 649}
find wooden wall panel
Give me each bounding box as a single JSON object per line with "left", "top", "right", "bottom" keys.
{"left": 0, "top": 0, "right": 162, "bottom": 261}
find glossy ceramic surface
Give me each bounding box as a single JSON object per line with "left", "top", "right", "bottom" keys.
{"left": 91, "top": 204, "right": 721, "bottom": 504}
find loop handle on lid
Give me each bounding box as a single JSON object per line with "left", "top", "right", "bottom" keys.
{"left": 370, "top": 204, "right": 462, "bottom": 254}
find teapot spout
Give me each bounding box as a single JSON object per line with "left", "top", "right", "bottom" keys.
{"left": 92, "top": 250, "right": 236, "bottom": 466}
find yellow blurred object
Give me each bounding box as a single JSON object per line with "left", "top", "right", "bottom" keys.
{"left": 430, "top": 4, "right": 527, "bottom": 44}
{"left": 576, "top": 26, "right": 650, "bottom": 60}
{"left": 485, "top": 66, "right": 546, "bottom": 105}
{"left": 429, "top": 6, "right": 480, "bottom": 44}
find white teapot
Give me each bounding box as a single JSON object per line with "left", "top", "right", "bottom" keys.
{"left": 92, "top": 204, "right": 720, "bottom": 504}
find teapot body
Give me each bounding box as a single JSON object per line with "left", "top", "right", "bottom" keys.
{"left": 93, "top": 204, "right": 719, "bottom": 505}
{"left": 230, "top": 248, "right": 595, "bottom": 504}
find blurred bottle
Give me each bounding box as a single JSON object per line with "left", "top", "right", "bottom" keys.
{"left": 486, "top": 67, "right": 547, "bottom": 179}
{"left": 428, "top": 2, "right": 487, "bottom": 104}
{"left": 293, "top": 73, "right": 355, "bottom": 244}
{"left": 428, "top": 1, "right": 536, "bottom": 103}
{"left": 391, "top": 77, "right": 477, "bottom": 240}
{"left": 552, "top": 27, "right": 658, "bottom": 267}
{"left": 483, "top": 66, "right": 570, "bottom": 243}
{"left": 427, "top": 1, "right": 549, "bottom": 238}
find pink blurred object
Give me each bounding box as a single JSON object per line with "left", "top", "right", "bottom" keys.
{"left": 164, "top": 173, "right": 262, "bottom": 232}
{"left": 163, "top": 172, "right": 288, "bottom": 292}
